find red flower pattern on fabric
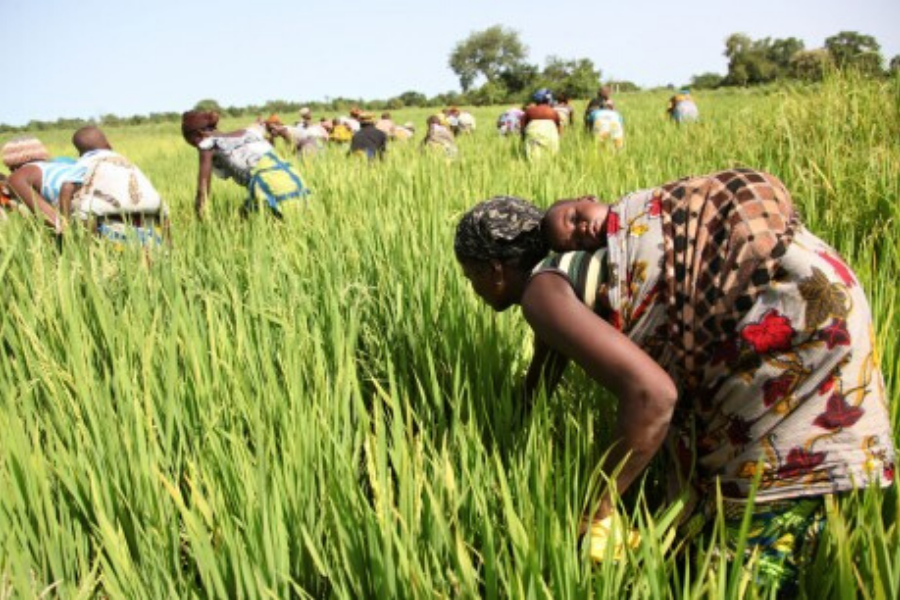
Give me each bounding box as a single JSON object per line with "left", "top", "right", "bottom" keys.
{"left": 647, "top": 195, "right": 662, "bottom": 217}
{"left": 813, "top": 392, "right": 864, "bottom": 430}
{"left": 763, "top": 373, "right": 795, "bottom": 407}
{"left": 818, "top": 318, "right": 851, "bottom": 349}
{"left": 606, "top": 211, "right": 621, "bottom": 236}
{"left": 740, "top": 309, "right": 795, "bottom": 354}
{"left": 777, "top": 447, "right": 826, "bottom": 479}
{"left": 816, "top": 250, "right": 856, "bottom": 287}
{"left": 885, "top": 463, "right": 895, "bottom": 483}
{"left": 818, "top": 376, "right": 835, "bottom": 395}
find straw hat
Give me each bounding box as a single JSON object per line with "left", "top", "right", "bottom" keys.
{"left": 2, "top": 136, "right": 50, "bottom": 169}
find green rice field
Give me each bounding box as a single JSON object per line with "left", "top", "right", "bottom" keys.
{"left": 1, "top": 74, "right": 898, "bottom": 597}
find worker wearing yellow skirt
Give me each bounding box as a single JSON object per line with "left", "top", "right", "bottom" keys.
{"left": 182, "top": 110, "right": 310, "bottom": 219}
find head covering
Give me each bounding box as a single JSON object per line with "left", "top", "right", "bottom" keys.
{"left": 181, "top": 110, "right": 219, "bottom": 140}
{"left": 265, "top": 114, "right": 283, "bottom": 125}
{"left": 299, "top": 107, "right": 311, "bottom": 118}
{"left": 532, "top": 88, "right": 554, "bottom": 104}
{"left": 358, "top": 112, "right": 376, "bottom": 125}
{"left": 2, "top": 136, "right": 50, "bottom": 169}
{"left": 454, "top": 196, "right": 548, "bottom": 268}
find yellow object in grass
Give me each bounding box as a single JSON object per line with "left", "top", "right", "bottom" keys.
{"left": 587, "top": 515, "right": 641, "bottom": 562}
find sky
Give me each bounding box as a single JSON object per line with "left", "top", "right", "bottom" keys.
{"left": 3, "top": 0, "right": 899, "bottom": 126}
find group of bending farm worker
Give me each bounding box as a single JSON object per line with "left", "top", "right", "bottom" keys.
{"left": 0, "top": 85, "right": 698, "bottom": 231}
{"left": 257, "top": 105, "right": 474, "bottom": 161}
{"left": 496, "top": 85, "right": 697, "bottom": 158}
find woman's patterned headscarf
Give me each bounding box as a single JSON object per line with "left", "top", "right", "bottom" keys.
{"left": 454, "top": 196, "right": 548, "bottom": 268}
{"left": 181, "top": 110, "right": 219, "bottom": 141}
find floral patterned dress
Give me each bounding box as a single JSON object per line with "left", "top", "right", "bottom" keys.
{"left": 532, "top": 169, "right": 895, "bottom": 508}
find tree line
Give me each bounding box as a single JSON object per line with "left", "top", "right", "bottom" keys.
{"left": 691, "top": 30, "right": 898, "bottom": 89}
{"left": 449, "top": 26, "right": 900, "bottom": 97}
{"left": 4, "top": 26, "right": 897, "bottom": 134}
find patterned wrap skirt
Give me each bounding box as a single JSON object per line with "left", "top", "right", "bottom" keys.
{"left": 245, "top": 153, "right": 310, "bottom": 217}
{"left": 523, "top": 120, "right": 560, "bottom": 159}
{"left": 653, "top": 169, "right": 895, "bottom": 506}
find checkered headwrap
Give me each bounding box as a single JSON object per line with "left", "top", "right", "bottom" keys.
{"left": 454, "top": 196, "right": 548, "bottom": 267}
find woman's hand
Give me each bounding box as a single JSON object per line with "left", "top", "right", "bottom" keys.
{"left": 521, "top": 272, "right": 679, "bottom": 502}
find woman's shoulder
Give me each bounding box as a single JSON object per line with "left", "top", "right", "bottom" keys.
{"left": 531, "top": 249, "right": 609, "bottom": 306}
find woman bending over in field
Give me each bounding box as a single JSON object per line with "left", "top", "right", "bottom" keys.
{"left": 667, "top": 89, "right": 699, "bottom": 123}
{"left": 422, "top": 114, "right": 458, "bottom": 158}
{"left": 521, "top": 89, "right": 560, "bottom": 159}
{"left": 455, "top": 168, "right": 894, "bottom": 590}
{"left": 181, "top": 110, "right": 310, "bottom": 219}
{"left": 69, "top": 126, "right": 169, "bottom": 247}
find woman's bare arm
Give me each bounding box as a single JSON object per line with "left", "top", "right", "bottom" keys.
{"left": 9, "top": 166, "right": 63, "bottom": 232}
{"left": 195, "top": 150, "right": 213, "bottom": 219}
{"left": 521, "top": 272, "right": 678, "bottom": 519}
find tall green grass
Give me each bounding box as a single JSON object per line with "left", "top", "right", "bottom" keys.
{"left": 1, "top": 73, "right": 898, "bottom": 597}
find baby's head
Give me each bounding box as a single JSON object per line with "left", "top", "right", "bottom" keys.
{"left": 72, "top": 126, "right": 112, "bottom": 155}
{"left": 541, "top": 196, "right": 607, "bottom": 252}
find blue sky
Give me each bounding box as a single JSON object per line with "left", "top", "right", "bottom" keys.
{"left": 4, "top": 0, "right": 899, "bottom": 126}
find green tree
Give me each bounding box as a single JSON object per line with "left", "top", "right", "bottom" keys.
{"left": 449, "top": 25, "right": 528, "bottom": 92}
{"left": 194, "top": 99, "right": 223, "bottom": 113}
{"left": 468, "top": 81, "right": 509, "bottom": 106}
{"left": 690, "top": 72, "right": 724, "bottom": 90}
{"left": 430, "top": 91, "right": 465, "bottom": 108}
{"left": 498, "top": 62, "right": 539, "bottom": 97}
{"left": 767, "top": 37, "right": 805, "bottom": 73}
{"left": 890, "top": 55, "right": 900, "bottom": 75}
{"left": 724, "top": 34, "right": 759, "bottom": 85}
{"left": 540, "top": 56, "right": 601, "bottom": 99}
{"left": 397, "top": 91, "right": 428, "bottom": 107}
{"left": 790, "top": 49, "right": 834, "bottom": 81}
{"left": 723, "top": 34, "right": 803, "bottom": 85}
{"left": 825, "top": 31, "right": 883, "bottom": 76}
